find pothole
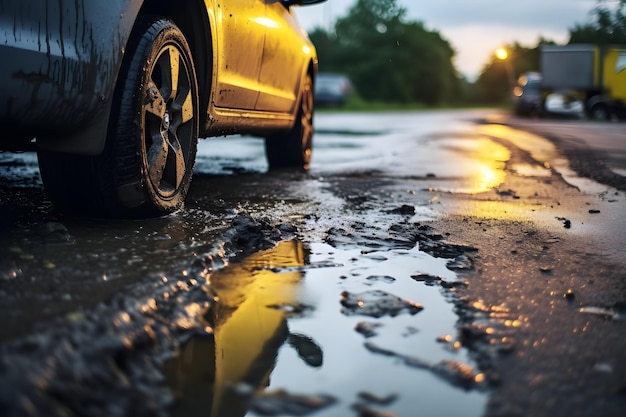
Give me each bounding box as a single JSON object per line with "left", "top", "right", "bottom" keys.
{"left": 165, "top": 239, "right": 489, "bottom": 416}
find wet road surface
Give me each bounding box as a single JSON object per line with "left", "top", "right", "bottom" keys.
{"left": 1, "top": 109, "right": 625, "bottom": 417}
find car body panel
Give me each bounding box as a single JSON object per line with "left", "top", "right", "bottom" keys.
{"left": 0, "top": 0, "right": 139, "bottom": 151}
{"left": 255, "top": 3, "right": 309, "bottom": 113}
{"left": 213, "top": 0, "right": 265, "bottom": 110}
{"left": 0, "top": 0, "right": 320, "bottom": 154}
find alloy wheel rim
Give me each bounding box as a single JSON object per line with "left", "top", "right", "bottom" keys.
{"left": 142, "top": 43, "right": 195, "bottom": 198}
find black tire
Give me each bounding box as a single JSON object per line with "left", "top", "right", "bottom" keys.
{"left": 265, "top": 73, "right": 314, "bottom": 170}
{"left": 590, "top": 103, "right": 610, "bottom": 121}
{"left": 38, "top": 17, "right": 199, "bottom": 218}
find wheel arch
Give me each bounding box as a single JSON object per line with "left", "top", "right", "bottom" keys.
{"left": 33, "top": 0, "right": 143, "bottom": 155}
{"left": 296, "top": 58, "right": 318, "bottom": 119}
{"left": 308, "top": 59, "right": 318, "bottom": 99}
{"left": 304, "top": 59, "right": 318, "bottom": 120}
{"left": 35, "top": 0, "right": 216, "bottom": 156}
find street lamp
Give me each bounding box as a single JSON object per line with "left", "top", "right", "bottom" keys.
{"left": 496, "top": 47, "right": 516, "bottom": 96}
{"left": 495, "top": 48, "right": 508, "bottom": 61}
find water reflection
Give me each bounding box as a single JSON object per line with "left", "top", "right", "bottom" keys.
{"left": 165, "top": 240, "right": 323, "bottom": 416}
{"left": 164, "top": 240, "right": 487, "bottom": 417}
{"left": 438, "top": 137, "right": 510, "bottom": 194}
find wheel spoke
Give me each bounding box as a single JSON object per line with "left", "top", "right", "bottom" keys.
{"left": 144, "top": 80, "right": 167, "bottom": 118}
{"left": 158, "top": 46, "right": 180, "bottom": 101}
{"left": 301, "top": 82, "right": 314, "bottom": 155}
{"left": 146, "top": 131, "right": 187, "bottom": 192}
{"left": 181, "top": 90, "right": 194, "bottom": 124}
{"left": 165, "top": 135, "right": 186, "bottom": 189}
{"left": 302, "top": 84, "right": 313, "bottom": 121}
{"left": 147, "top": 133, "right": 169, "bottom": 187}
{"left": 302, "top": 113, "right": 313, "bottom": 159}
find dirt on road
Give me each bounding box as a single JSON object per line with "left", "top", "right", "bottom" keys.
{"left": 1, "top": 111, "right": 625, "bottom": 417}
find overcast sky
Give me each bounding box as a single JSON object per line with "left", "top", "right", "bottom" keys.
{"left": 294, "top": 0, "right": 600, "bottom": 80}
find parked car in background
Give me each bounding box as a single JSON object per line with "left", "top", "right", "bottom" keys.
{"left": 0, "top": 0, "right": 325, "bottom": 218}
{"left": 314, "top": 73, "right": 353, "bottom": 106}
{"left": 512, "top": 72, "right": 543, "bottom": 116}
{"left": 513, "top": 72, "right": 585, "bottom": 118}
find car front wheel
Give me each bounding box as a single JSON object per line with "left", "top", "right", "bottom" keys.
{"left": 38, "top": 17, "right": 199, "bottom": 217}
{"left": 265, "top": 73, "right": 314, "bottom": 170}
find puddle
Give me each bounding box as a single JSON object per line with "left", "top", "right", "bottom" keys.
{"left": 612, "top": 167, "right": 626, "bottom": 177}
{"left": 195, "top": 136, "right": 268, "bottom": 175}
{"left": 433, "top": 137, "right": 510, "bottom": 194}
{"left": 579, "top": 305, "right": 626, "bottom": 321}
{"left": 0, "top": 152, "right": 41, "bottom": 187}
{"left": 478, "top": 124, "right": 612, "bottom": 195}
{"left": 165, "top": 240, "right": 487, "bottom": 416}
{"left": 510, "top": 163, "right": 552, "bottom": 178}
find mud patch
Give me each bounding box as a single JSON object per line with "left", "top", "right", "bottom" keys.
{"left": 340, "top": 290, "right": 423, "bottom": 317}
{"left": 364, "top": 341, "right": 485, "bottom": 390}
{"left": 0, "top": 215, "right": 293, "bottom": 417}
{"left": 249, "top": 390, "right": 337, "bottom": 416}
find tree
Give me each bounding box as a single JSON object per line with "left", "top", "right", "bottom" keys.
{"left": 311, "top": 0, "right": 461, "bottom": 105}
{"left": 569, "top": 0, "right": 626, "bottom": 44}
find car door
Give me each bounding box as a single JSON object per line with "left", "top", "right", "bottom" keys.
{"left": 213, "top": 0, "right": 266, "bottom": 110}
{"left": 254, "top": 2, "right": 307, "bottom": 113}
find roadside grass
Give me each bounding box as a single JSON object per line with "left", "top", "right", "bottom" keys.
{"left": 316, "top": 95, "right": 509, "bottom": 113}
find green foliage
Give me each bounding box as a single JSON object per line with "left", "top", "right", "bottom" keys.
{"left": 311, "top": 0, "right": 461, "bottom": 106}
{"left": 310, "top": 0, "right": 626, "bottom": 107}
{"left": 473, "top": 40, "right": 553, "bottom": 104}
{"left": 569, "top": 0, "right": 626, "bottom": 43}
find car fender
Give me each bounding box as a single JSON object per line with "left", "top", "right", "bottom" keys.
{"left": 1, "top": 1, "right": 143, "bottom": 155}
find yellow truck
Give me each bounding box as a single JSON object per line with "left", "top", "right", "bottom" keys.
{"left": 540, "top": 44, "right": 626, "bottom": 120}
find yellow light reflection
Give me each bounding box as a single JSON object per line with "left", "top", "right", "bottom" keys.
{"left": 139, "top": 298, "right": 157, "bottom": 314}
{"left": 477, "top": 165, "right": 504, "bottom": 193}
{"left": 113, "top": 312, "right": 131, "bottom": 327}
{"left": 447, "top": 137, "right": 510, "bottom": 194}
{"left": 252, "top": 17, "right": 280, "bottom": 29}
{"left": 164, "top": 240, "right": 308, "bottom": 417}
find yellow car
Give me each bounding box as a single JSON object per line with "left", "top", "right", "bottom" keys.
{"left": 0, "top": 0, "right": 324, "bottom": 217}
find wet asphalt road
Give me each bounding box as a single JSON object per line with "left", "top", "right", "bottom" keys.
{"left": 1, "top": 109, "right": 625, "bottom": 417}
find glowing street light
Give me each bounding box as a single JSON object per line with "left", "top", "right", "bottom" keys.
{"left": 495, "top": 47, "right": 515, "bottom": 93}
{"left": 495, "top": 48, "right": 508, "bottom": 61}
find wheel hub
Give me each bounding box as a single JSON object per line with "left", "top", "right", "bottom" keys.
{"left": 162, "top": 112, "right": 171, "bottom": 131}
